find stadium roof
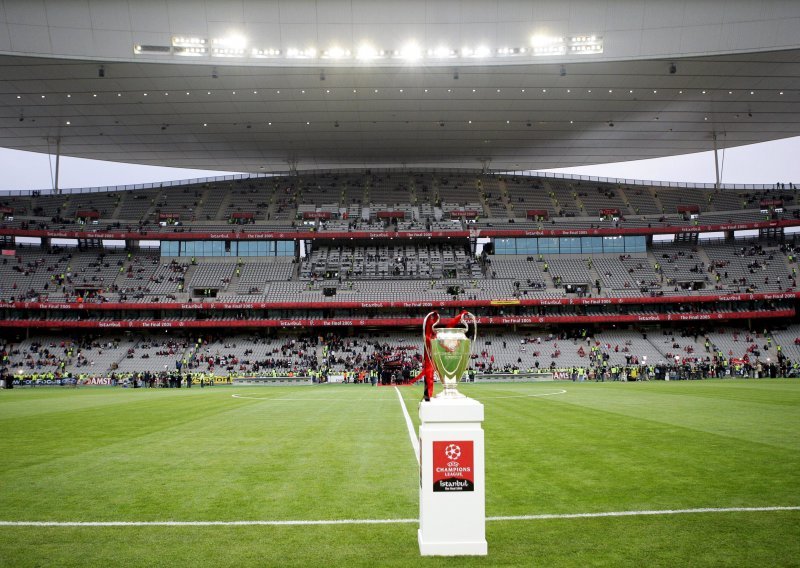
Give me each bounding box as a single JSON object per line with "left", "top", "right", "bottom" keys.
{"left": 0, "top": 1, "right": 799, "bottom": 173}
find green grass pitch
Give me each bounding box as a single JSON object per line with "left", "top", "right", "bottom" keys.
{"left": 0, "top": 380, "right": 798, "bottom": 567}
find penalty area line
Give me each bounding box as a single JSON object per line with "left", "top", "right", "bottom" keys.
{"left": 394, "top": 386, "right": 420, "bottom": 465}
{"left": 1, "top": 506, "right": 797, "bottom": 527}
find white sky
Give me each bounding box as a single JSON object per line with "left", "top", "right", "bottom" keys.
{"left": 545, "top": 135, "right": 800, "bottom": 186}
{"left": 0, "top": 135, "right": 798, "bottom": 191}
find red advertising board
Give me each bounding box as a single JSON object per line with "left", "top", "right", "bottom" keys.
{"left": 302, "top": 211, "right": 332, "bottom": 219}
{"left": 377, "top": 211, "right": 406, "bottom": 218}
{"left": 449, "top": 210, "right": 479, "bottom": 218}
{"left": 82, "top": 377, "right": 113, "bottom": 385}
{"left": 11, "top": 291, "right": 800, "bottom": 311}
{"left": 2, "top": 217, "right": 800, "bottom": 241}
{"left": 0, "top": 308, "right": 791, "bottom": 329}
{"left": 526, "top": 209, "right": 548, "bottom": 220}
{"left": 433, "top": 441, "right": 474, "bottom": 492}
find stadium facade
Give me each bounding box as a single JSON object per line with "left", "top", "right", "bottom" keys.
{"left": 0, "top": 1, "right": 799, "bottom": 385}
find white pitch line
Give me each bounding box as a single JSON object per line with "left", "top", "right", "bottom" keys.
{"left": 1, "top": 506, "right": 797, "bottom": 527}
{"left": 487, "top": 506, "right": 800, "bottom": 521}
{"left": 478, "top": 389, "right": 567, "bottom": 400}
{"left": 230, "top": 388, "right": 568, "bottom": 402}
{"left": 0, "top": 519, "right": 417, "bottom": 527}
{"left": 395, "top": 386, "right": 420, "bottom": 465}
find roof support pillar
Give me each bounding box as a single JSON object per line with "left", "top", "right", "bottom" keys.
{"left": 54, "top": 136, "right": 61, "bottom": 195}
{"left": 712, "top": 132, "right": 721, "bottom": 190}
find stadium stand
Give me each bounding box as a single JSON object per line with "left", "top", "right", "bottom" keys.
{"left": 1, "top": 170, "right": 799, "bottom": 386}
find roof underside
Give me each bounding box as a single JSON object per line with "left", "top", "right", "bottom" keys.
{"left": 0, "top": 49, "right": 799, "bottom": 173}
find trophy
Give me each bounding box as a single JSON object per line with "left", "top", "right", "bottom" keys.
{"left": 423, "top": 311, "right": 477, "bottom": 399}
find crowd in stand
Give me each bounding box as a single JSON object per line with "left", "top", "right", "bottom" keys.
{"left": 2, "top": 238, "right": 798, "bottom": 305}
{"left": 2, "top": 325, "right": 798, "bottom": 389}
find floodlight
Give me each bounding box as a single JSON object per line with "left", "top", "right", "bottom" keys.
{"left": 400, "top": 42, "right": 422, "bottom": 61}
{"left": 433, "top": 45, "right": 453, "bottom": 58}
{"left": 325, "top": 46, "right": 348, "bottom": 59}
{"left": 357, "top": 44, "right": 379, "bottom": 61}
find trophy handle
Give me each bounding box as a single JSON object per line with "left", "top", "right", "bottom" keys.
{"left": 421, "top": 311, "right": 439, "bottom": 401}
{"left": 432, "top": 311, "right": 476, "bottom": 344}
{"left": 461, "top": 311, "right": 477, "bottom": 346}
{"left": 423, "top": 310, "right": 438, "bottom": 360}
{"left": 423, "top": 311, "right": 437, "bottom": 342}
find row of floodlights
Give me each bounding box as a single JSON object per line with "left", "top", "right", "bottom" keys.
{"left": 172, "top": 35, "right": 598, "bottom": 45}
{"left": 144, "top": 35, "right": 603, "bottom": 60}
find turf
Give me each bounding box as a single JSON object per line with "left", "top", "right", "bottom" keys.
{"left": 0, "top": 380, "right": 798, "bottom": 567}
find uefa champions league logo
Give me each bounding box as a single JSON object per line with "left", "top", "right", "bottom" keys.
{"left": 444, "top": 443, "right": 461, "bottom": 461}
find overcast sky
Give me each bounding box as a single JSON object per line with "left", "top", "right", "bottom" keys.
{"left": 0, "top": 135, "right": 798, "bottom": 192}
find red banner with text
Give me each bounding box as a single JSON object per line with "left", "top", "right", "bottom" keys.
{"left": 0, "top": 309, "right": 791, "bottom": 329}
{"left": 11, "top": 291, "right": 800, "bottom": 312}
{"left": 1, "top": 217, "right": 799, "bottom": 241}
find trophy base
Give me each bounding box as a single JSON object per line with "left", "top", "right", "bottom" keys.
{"left": 435, "top": 388, "right": 466, "bottom": 399}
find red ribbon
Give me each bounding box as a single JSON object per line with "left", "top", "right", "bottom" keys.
{"left": 413, "top": 310, "right": 468, "bottom": 400}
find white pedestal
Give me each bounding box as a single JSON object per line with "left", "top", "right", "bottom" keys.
{"left": 418, "top": 397, "right": 487, "bottom": 556}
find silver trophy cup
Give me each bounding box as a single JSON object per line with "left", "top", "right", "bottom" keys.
{"left": 425, "top": 311, "right": 477, "bottom": 399}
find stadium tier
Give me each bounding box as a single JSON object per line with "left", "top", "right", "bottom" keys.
{"left": 3, "top": 325, "right": 798, "bottom": 385}
{"left": 0, "top": 170, "right": 799, "bottom": 383}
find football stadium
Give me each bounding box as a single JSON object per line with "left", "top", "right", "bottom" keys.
{"left": 0, "top": 1, "right": 798, "bottom": 566}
